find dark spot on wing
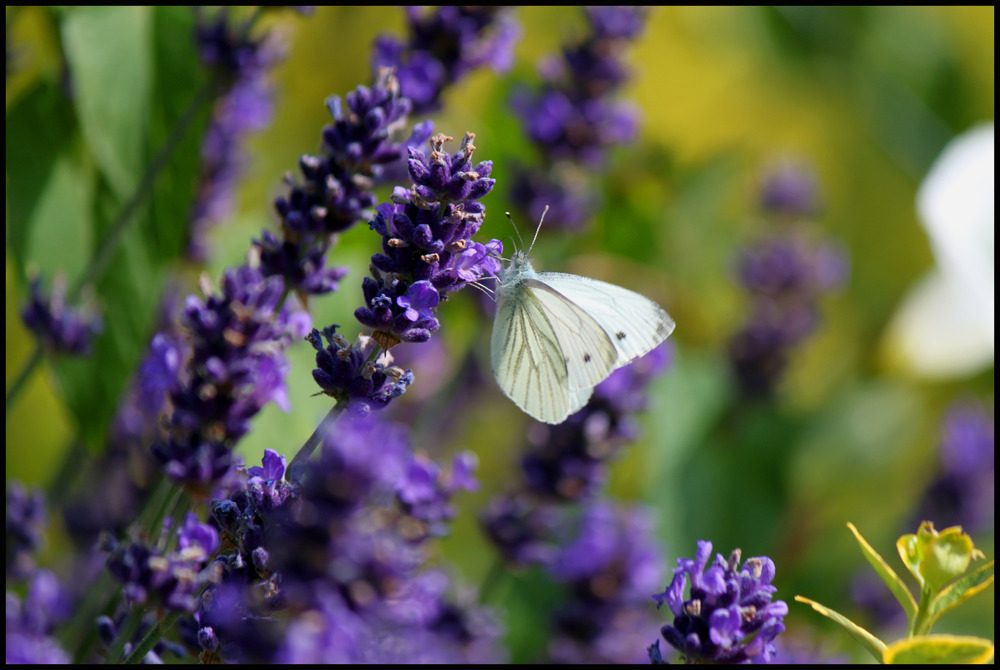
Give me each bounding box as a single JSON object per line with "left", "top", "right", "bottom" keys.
{"left": 616, "top": 331, "right": 627, "bottom": 340}
{"left": 583, "top": 353, "right": 592, "bottom": 363}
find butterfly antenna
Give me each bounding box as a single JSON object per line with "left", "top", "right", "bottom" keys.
{"left": 527, "top": 205, "right": 549, "bottom": 256}
{"left": 505, "top": 211, "right": 525, "bottom": 253}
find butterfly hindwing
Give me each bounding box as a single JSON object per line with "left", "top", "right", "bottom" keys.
{"left": 491, "top": 284, "right": 573, "bottom": 424}
{"left": 523, "top": 277, "right": 619, "bottom": 391}
{"left": 533, "top": 272, "right": 675, "bottom": 366}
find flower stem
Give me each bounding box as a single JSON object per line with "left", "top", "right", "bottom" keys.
{"left": 122, "top": 610, "right": 183, "bottom": 665}
{"left": 288, "top": 404, "right": 343, "bottom": 483}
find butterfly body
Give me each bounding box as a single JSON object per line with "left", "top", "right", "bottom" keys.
{"left": 490, "top": 249, "right": 674, "bottom": 424}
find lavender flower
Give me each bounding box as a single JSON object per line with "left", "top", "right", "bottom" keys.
{"left": 914, "top": 398, "right": 995, "bottom": 533}
{"left": 20, "top": 275, "right": 102, "bottom": 355}
{"left": 651, "top": 540, "right": 788, "bottom": 664}
{"left": 6, "top": 482, "right": 48, "bottom": 579}
{"left": 510, "top": 6, "right": 647, "bottom": 229}
{"left": 397, "top": 451, "right": 480, "bottom": 541}
{"left": 104, "top": 512, "right": 222, "bottom": 613}
{"left": 150, "top": 264, "right": 309, "bottom": 489}
{"left": 729, "top": 163, "right": 847, "bottom": 397}
{"left": 371, "top": 7, "right": 520, "bottom": 115}
{"left": 189, "top": 8, "right": 285, "bottom": 261}
{"left": 307, "top": 326, "right": 414, "bottom": 416}
{"left": 521, "top": 342, "right": 673, "bottom": 501}
{"left": 259, "top": 69, "right": 432, "bottom": 299}
{"left": 6, "top": 570, "right": 71, "bottom": 664}
{"left": 356, "top": 132, "right": 500, "bottom": 346}
{"left": 547, "top": 501, "right": 665, "bottom": 664}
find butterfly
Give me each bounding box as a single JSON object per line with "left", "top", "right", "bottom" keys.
{"left": 489, "top": 215, "right": 675, "bottom": 424}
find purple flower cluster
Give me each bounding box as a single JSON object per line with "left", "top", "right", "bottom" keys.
{"left": 6, "top": 481, "right": 48, "bottom": 579}
{"left": 914, "top": 398, "right": 995, "bottom": 533}
{"left": 546, "top": 501, "right": 666, "bottom": 664}
{"left": 189, "top": 8, "right": 286, "bottom": 261}
{"left": 357, "top": 132, "right": 501, "bottom": 346}
{"left": 186, "top": 417, "right": 497, "bottom": 663}
{"left": 372, "top": 6, "right": 520, "bottom": 115}
{"left": 510, "top": 6, "right": 647, "bottom": 229}
{"left": 651, "top": 540, "right": 788, "bottom": 664}
{"left": 523, "top": 342, "right": 673, "bottom": 500}
{"left": 258, "top": 69, "right": 432, "bottom": 298}
{"left": 728, "top": 163, "right": 847, "bottom": 397}
{"left": 6, "top": 569, "right": 72, "bottom": 664}
{"left": 104, "top": 512, "right": 222, "bottom": 613}
{"left": 307, "top": 326, "right": 414, "bottom": 416}
{"left": 482, "top": 343, "right": 673, "bottom": 564}
{"left": 149, "top": 265, "right": 310, "bottom": 489}
{"left": 20, "top": 275, "right": 102, "bottom": 355}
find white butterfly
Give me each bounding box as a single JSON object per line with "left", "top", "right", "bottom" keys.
{"left": 489, "top": 223, "right": 675, "bottom": 424}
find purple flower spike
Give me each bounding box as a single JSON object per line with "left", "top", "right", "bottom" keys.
{"left": 258, "top": 69, "right": 418, "bottom": 296}
{"left": 356, "top": 132, "right": 497, "bottom": 347}
{"left": 21, "top": 275, "right": 102, "bottom": 356}
{"left": 651, "top": 541, "right": 788, "bottom": 664}
{"left": 509, "top": 7, "right": 647, "bottom": 229}
{"left": 729, "top": 163, "right": 847, "bottom": 397}
{"left": 372, "top": 7, "right": 521, "bottom": 115}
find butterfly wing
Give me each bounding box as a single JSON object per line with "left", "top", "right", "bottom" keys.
{"left": 534, "top": 272, "right": 675, "bottom": 366}
{"left": 523, "top": 277, "right": 620, "bottom": 391}
{"left": 491, "top": 283, "right": 576, "bottom": 424}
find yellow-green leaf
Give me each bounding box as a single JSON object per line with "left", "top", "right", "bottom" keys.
{"left": 794, "top": 596, "right": 886, "bottom": 662}
{"left": 925, "top": 560, "right": 994, "bottom": 632}
{"left": 883, "top": 634, "right": 994, "bottom": 664}
{"left": 848, "top": 522, "right": 918, "bottom": 621}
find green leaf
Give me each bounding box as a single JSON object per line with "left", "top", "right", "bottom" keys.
{"left": 898, "top": 523, "right": 982, "bottom": 596}
{"left": 5, "top": 80, "right": 93, "bottom": 282}
{"left": 847, "top": 522, "right": 918, "bottom": 622}
{"left": 883, "top": 635, "right": 994, "bottom": 665}
{"left": 61, "top": 6, "right": 154, "bottom": 201}
{"left": 925, "top": 560, "right": 994, "bottom": 632}
{"left": 794, "top": 595, "right": 886, "bottom": 662}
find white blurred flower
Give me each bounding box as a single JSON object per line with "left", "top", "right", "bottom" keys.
{"left": 884, "top": 123, "right": 994, "bottom": 378}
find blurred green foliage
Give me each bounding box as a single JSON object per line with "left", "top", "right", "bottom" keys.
{"left": 6, "top": 6, "right": 993, "bottom": 662}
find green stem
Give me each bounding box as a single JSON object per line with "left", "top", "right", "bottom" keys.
{"left": 478, "top": 556, "right": 507, "bottom": 603}
{"left": 288, "top": 404, "right": 343, "bottom": 483}
{"left": 122, "top": 610, "right": 183, "bottom": 665}
{"left": 104, "top": 601, "right": 145, "bottom": 664}
{"left": 4, "top": 345, "right": 42, "bottom": 414}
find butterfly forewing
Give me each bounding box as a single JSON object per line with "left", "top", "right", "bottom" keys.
{"left": 534, "top": 272, "right": 675, "bottom": 366}
{"left": 491, "top": 285, "right": 573, "bottom": 424}
{"left": 523, "top": 278, "right": 619, "bottom": 391}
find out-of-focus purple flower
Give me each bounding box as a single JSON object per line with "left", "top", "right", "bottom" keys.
{"left": 6, "top": 570, "right": 72, "bottom": 664}
{"left": 729, "top": 164, "right": 847, "bottom": 398}
{"left": 397, "top": 451, "right": 479, "bottom": 540}
{"left": 307, "top": 326, "right": 414, "bottom": 416}
{"left": 480, "top": 495, "right": 562, "bottom": 567}
{"left": 150, "top": 265, "right": 308, "bottom": 489}
{"left": 521, "top": 342, "right": 674, "bottom": 501}
{"left": 651, "top": 540, "right": 788, "bottom": 664}
{"left": 20, "top": 275, "right": 102, "bottom": 356}
{"left": 188, "top": 8, "right": 290, "bottom": 261}
{"left": 547, "top": 501, "right": 666, "bottom": 664}
{"left": 759, "top": 161, "right": 820, "bottom": 218}
{"left": 357, "top": 132, "right": 501, "bottom": 346}
{"left": 915, "top": 398, "right": 995, "bottom": 535}
{"left": 372, "top": 7, "right": 520, "bottom": 115}
{"left": 6, "top": 482, "right": 48, "bottom": 579}
{"left": 104, "top": 514, "right": 223, "bottom": 613}
{"left": 510, "top": 7, "right": 647, "bottom": 229}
